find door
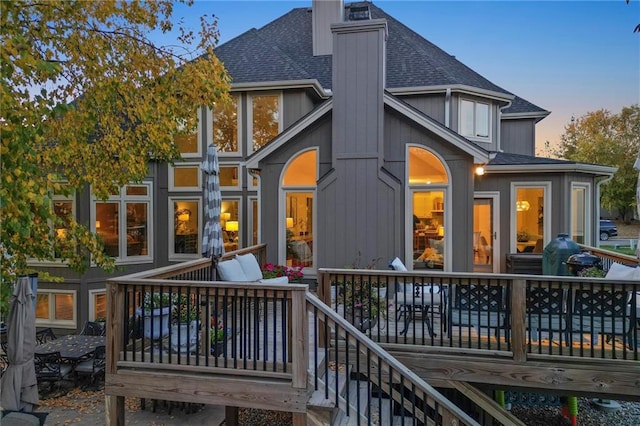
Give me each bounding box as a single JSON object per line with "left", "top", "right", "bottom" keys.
{"left": 474, "top": 193, "right": 499, "bottom": 273}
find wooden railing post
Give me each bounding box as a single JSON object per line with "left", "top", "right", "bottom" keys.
{"left": 317, "top": 271, "right": 330, "bottom": 348}
{"left": 105, "top": 281, "right": 125, "bottom": 425}
{"left": 291, "top": 289, "right": 308, "bottom": 425}
{"left": 511, "top": 278, "right": 527, "bottom": 363}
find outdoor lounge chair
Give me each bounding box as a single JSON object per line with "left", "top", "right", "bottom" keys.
{"left": 35, "top": 328, "right": 56, "bottom": 345}
{"left": 80, "top": 321, "right": 105, "bottom": 336}
{"left": 74, "top": 345, "right": 106, "bottom": 387}
{"left": 34, "top": 351, "right": 73, "bottom": 392}
{"left": 447, "top": 283, "right": 508, "bottom": 340}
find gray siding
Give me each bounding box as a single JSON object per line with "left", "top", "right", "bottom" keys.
{"left": 400, "top": 95, "right": 446, "bottom": 125}
{"left": 501, "top": 118, "right": 536, "bottom": 156}
{"left": 282, "top": 89, "right": 318, "bottom": 129}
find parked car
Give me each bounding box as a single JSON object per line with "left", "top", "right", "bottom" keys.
{"left": 599, "top": 220, "right": 618, "bottom": 241}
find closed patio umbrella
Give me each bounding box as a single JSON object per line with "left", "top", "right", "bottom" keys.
{"left": 0, "top": 275, "right": 39, "bottom": 411}
{"left": 201, "top": 144, "right": 225, "bottom": 276}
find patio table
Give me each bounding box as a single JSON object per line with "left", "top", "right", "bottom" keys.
{"left": 35, "top": 335, "right": 105, "bottom": 364}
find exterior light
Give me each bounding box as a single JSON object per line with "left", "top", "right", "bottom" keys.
{"left": 475, "top": 166, "right": 485, "bottom": 176}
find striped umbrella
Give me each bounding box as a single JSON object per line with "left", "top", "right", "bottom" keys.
{"left": 201, "top": 144, "right": 225, "bottom": 268}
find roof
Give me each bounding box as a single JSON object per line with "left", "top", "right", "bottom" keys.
{"left": 487, "top": 152, "right": 617, "bottom": 176}
{"left": 214, "top": 1, "right": 548, "bottom": 116}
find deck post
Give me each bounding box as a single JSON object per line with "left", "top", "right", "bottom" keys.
{"left": 105, "top": 281, "right": 125, "bottom": 425}
{"left": 511, "top": 278, "right": 527, "bottom": 363}
{"left": 317, "top": 271, "right": 330, "bottom": 348}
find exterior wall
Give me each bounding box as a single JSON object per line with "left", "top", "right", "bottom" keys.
{"left": 282, "top": 89, "right": 319, "bottom": 129}
{"left": 399, "top": 95, "right": 447, "bottom": 126}
{"left": 500, "top": 118, "right": 536, "bottom": 156}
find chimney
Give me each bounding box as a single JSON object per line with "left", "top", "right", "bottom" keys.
{"left": 312, "top": 0, "right": 343, "bottom": 56}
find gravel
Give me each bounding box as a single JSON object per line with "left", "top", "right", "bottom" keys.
{"left": 509, "top": 398, "right": 640, "bottom": 426}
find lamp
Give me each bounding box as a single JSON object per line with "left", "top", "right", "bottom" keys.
{"left": 226, "top": 220, "right": 238, "bottom": 241}
{"left": 286, "top": 217, "right": 294, "bottom": 228}
{"left": 221, "top": 212, "right": 231, "bottom": 221}
{"left": 96, "top": 221, "right": 101, "bottom": 229}
{"left": 475, "top": 165, "right": 485, "bottom": 176}
{"left": 437, "top": 226, "right": 445, "bottom": 237}
{"left": 516, "top": 201, "right": 530, "bottom": 212}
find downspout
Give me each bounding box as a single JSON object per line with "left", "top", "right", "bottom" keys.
{"left": 497, "top": 100, "right": 512, "bottom": 153}
{"left": 444, "top": 88, "right": 451, "bottom": 128}
{"left": 595, "top": 173, "right": 614, "bottom": 248}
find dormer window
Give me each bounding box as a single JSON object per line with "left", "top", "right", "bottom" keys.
{"left": 460, "top": 99, "right": 490, "bottom": 142}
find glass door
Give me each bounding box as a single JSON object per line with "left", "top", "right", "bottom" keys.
{"left": 473, "top": 194, "right": 498, "bottom": 273}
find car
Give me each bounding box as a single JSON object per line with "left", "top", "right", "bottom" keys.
{"left": 599, "top": 220, "right": 618, "bottom": 241}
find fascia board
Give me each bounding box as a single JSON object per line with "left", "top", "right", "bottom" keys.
{"left": 384, "top": 94, "right": 491, "bottom": 164}
{"left": 388, "top": 84, "right": 514, "bottom": 103}
{"left": 486, "top": 163, "right": 617, "bottom": 176}
{"left": 246, "top": 100, "right": 333, "bottom": 169}
{"left": 231, "top": 79, "right": 330, "bottom": 99}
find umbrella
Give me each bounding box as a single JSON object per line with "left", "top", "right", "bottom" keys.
{"left": 634, "top": 153, "right": 640, "bottom": 258}
{"left": 0, "top": 276, "right": 39, "bottom": 411}
{"left": 201, "top": 144, "right": 225, "bottom": 276}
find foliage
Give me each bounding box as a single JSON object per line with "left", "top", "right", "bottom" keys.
{"left": 577, "top": 267, "right": 606, "bottom": 278}
{"left": 142, "top": 293, "right": 171, "bottom": 313}
{"left": 0, "top": 1, "right": 231, "bottom": 313}
{"left": 171, "top": 294, "right": 200, "bottom": 323}
{"left": 553, "top": 105, "right": 640, "bottom": 221}
{"left": 210, "top": 323, "right": 226, "bottom": 342}
{"left": 336, "top": 280, "right": 389, "bottom": 320}
{"left": 261, "top": 263, "right": 304, "bottom": 282}
{"left": 344, "top": 251, "right": 383, "bottom": 269}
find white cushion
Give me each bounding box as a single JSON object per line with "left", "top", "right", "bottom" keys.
{"left": 217, "top": 259, "right": 248, "bottom": 282}
{"left": 235, "top": 253, "right": 263, "bottom": 281}
{"left": 390, "top": 257, "right": 408, "bottom": 271}
{"left": 259, "top": 276, "right": 289, "bottom": 284}
{"left": 605, "top": 262, "right": 639, "bottom": 281}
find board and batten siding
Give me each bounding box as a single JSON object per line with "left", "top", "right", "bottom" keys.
{"left": 500, "top": 118, "right": 536, "bottom": 156}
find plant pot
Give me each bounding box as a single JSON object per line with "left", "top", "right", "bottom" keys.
{"left": 210, "top": 341, "right": 225, "bottom": 356}
{"left": 139, "top": 306, "right": 171, "bottom": 340}
{"left": 170, "top": 320, "right": 199, "bottom": 353}
{"left": 346, "top": 307, "right": 377, "bottom": 332}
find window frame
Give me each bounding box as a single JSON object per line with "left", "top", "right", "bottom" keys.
{"left": 169, "top": 162, "right": 202, "bottom": 192}
{"left": 175, "top": 107, "right": 203, "bottom": 159}
{"left": 88, "top": 289, "right": 107, "bottom": 322}
{"left": 168, "top": 196, "right": 203, "bottom": 260}
{"left": 510, "top": 181, "right": 551, "bottom": 253}
{"left": 248, "top": 91, "right": 283, "bottom": 155}
{"left": 459, "top": 98, "right": 491, "bottom": 142}
{"left": 570, "top": 182, "right": 592, "bottom": 246}
{"left": 219, "top": 163, "right": 242, "bottom": 190}
{"left": 92, "top": 182, "right": 154, "bottom": 264}
{"left": 35, "top": 289, "right": 77, "bottom": 329}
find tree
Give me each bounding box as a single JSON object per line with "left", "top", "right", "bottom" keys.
{"left": 554, "top": 105, "right": 640, "bottom": 221}
{"left": 1, "top": 1, "right": 230, "bottom": 313}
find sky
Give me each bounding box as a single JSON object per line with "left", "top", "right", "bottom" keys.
{"left": 167, "top": 0, "right": 640, "bottom": 155}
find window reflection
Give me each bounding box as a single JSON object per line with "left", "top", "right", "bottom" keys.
{"left": 214, "top": 95, "right": 238, "bottom": 152}
{"left": 252, "top": 94, "right": 279, "bottom": 152}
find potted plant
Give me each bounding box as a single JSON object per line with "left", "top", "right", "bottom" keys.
{"left": 138, "top": 292, "right": 172, "bottom": 340}
{"left": 261, "top": 263, "right": 304, "bottom": 282}
{"left": 170, "top": 294, "right": 200, "bottom": 353}
{"left": 337, "top": 280, "right": 388, "bottom": 332}
{"left": 209, "top": 322, "right": 227, "bottom": 356}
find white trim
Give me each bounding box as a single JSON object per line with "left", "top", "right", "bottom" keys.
{"left": 35, "top": 289, "right": 77, "bottom": 329}
{"left": 474, "top": 191, "right": 500, "bottom": 274}
{"left": 458, "top": 98, "right": 491, "bottom": 143}
{"left": 510, "top": 182, "right": 552, "bottom": 253}
{"left": 570, "top": 182, "right": 592, "bottom": 246}
{"left": 231, "top": 80, "right": 329, "bottom": 99}
{"left": 388, "top": 84, "right": 514, "bottom": 104}
{"left": 501, "top": 111, "right": 550, "bottom": 121}
{"left": 385, "top": 94, "right": 490, "bottom": 163}
{"left": 88, "top": 288, "right": 107, "bottom": 321}
{"left": 168, "top": 196, "right": 202, "bottom": 261}
{"left": 486, "top": 163, "right": 616, "bottom": 175}
{"left": 246, "top": 100, "right": 333, "bottom": 169}
{"left": 168, "top": 162, "right": 202, "bottom": 192}
{"left": 248, "top": 91, "right": 283, "bottom": 155}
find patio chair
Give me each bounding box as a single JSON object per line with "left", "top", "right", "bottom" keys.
{"left": 80, "top": 321, "right": 105, "bottom": 336}
{"left": 35, "top": 328, "right": 56, "bottom": 345}
{"left": 34, "top": 351, "right": 73, "bottom": 392}
{"left": 447, "top": 283, "right": 508, "bottom": 339}
{"left": 523, "top": 285, "right": 568, "bottom": 345}
{"left": 74, "top": 345, "right": 106, "bottom": 387}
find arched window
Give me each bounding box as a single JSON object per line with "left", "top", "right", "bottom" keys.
{"left": 407, "top": 146, "right": 449, "bottom": 271}
{"left": 282, "top": 150, "right": 317, "bottom": 269}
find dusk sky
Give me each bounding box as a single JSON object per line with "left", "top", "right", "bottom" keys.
{"left": 169, "top": 1, "right": 640, "bottom": 155}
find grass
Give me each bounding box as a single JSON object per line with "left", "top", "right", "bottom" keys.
{"left": 601, "top": 245, "right": 637, "bottom": 256}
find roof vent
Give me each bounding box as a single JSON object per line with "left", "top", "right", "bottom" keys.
{"left": 348, "top": 5, "right": 370, "bottom": 21}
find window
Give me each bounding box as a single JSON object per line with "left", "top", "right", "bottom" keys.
{"left": 170, "top": 198, "right": 201, "bottom": 258}
{"left": 250, "top": 93, "right": 281, "bottom": 152}
{"left": 89, "top": 290, "right": 107, "bottom": 321}
{"left": 36, "top": 289, "right": 76, "bottom": 328}
{"left": 169, "top": 163, "right": 201, "bottom": 191}
{"left": 249, "top": 197, "right": 259, "bottom": 246}
{"left": 221, "top": 199, "right": 241, "bottom": 252}
{"left": 408, "top": 146, "right": 449, "bottom": 271}
{"left": 571, "top": 183, "right": 591, "bottom": 245}
{"left": 52, "top": 182, "right": 75, "bottom": 260}
{"left": 460, "top": 99, "right": 490, "bottom": 140}
{"left": 282, "top": 150, "right": 316, "bottom": 269}
{"left": 174, "top": 113, "right": 201, "bottom": 158}
{"left": 213, "top": 94, "right": 239, "bottom": 153}
{"left": 511, "top": 183, "right": 551, "bottom": 253}
{"left": 94, "top": 183, "right": 152, "bottom": 261}
{"left": 220, "top": 165, "right": 240, "bottom": 189}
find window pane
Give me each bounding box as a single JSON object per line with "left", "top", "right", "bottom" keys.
{"left": 126, "top": 202, "right": 148, "bottom": 256}
{"left": 475, "top": 103, "right": 489, "bottom": 138}
{"left": 283, "top": 151, "right": 316, "bottom": 186}
{"left": 126, "top": 185, "right": 148, "bottom": 196}
{"left": 572, "top": 187, "right": 586, "bottom": 244}
{"left": 214, "top": 95, "right": 238, "bottom": 152}
{"left": 174, "top": 200, "right": 199, "bottom": 254}
{"left": 54, "top": 293, "right": 74, "bottom": 321}
{"left": 93, "top": 293, "right": 107, "bottom": 320}
{"left": 96, "top": 203, "right": 119, "bottom": 257}
{"left": 460, "top": 100, "right": 474, "bottom": 137}
{"left": 173, "top": 166, "right": 199, "bottom": 188}
{"left": 285, "top": 192, "right": 313, "bottom": 268}
{"left": 36, "top": 294, "right": 50, "bottom": 319}
{"left": 54, "top": 201, "right": 73, "bottom": 257}
{"left": 516, "top": 187, "right": 544, "bottom": 251}
{"left": 252, "top": 95, "right": 279, "bottom": 151}
{"left": 408, "top": 147, "right": 448, "bottom": 184}
{"left": 175, "top": 133, "right": 198, "bottom": 155}
{"left": 220, "top": 166, "right": 239, "bottom": 186}
{"left": 413, "top": 191, "right": 444, "bottom": 270}
{"left": 251, "top": 199, "right": 259, "bottom": 246}
{"left": 221, "top": 200, "right": 239, "bottom": 252}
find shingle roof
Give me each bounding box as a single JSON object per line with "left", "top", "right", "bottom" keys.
{"left": 489, "top": 152, "right": 575, "bottom": 166}
{"left": 214, "top": 1, "right": 547, "bottom": 115}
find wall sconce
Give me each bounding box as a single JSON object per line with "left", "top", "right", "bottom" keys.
{"left": 475, "top": 165, "right": 485, "bottom": 176}
{"left": 286, "top": 217, "right": 294, "bottom": 228}
{"left": 226, "top": 220, "right": 238, "bottom": 240}
{"left": 437, "top": 226, "right": 445, "bottom": 237}
{"left": 516, "top": 201, "right": 530, "bottom": 212}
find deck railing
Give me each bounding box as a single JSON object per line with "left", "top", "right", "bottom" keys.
{"left": 318, "top": 269, "right": 639, "bottom": 362}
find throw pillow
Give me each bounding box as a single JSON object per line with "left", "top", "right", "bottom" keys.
{"left": 217, "top": 258, "right": 248, "bottom": 282}
{"left": 605, "top": 262, "right": 639, "bottom": 281}
{"left": 235, "top": 253, "right": 263, "bottom": 281}
{"left": 390, "top": 257, "right": 408, "bottom": 271}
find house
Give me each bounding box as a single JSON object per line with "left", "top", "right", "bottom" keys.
{"left": 32, "top": 0, "right": 615, "bottom": 332}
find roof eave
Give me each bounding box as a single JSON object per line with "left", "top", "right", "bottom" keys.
{"left": 388, "top": 84, "right": 514, "bottom": 104}
{"left": 486, "top": 163, "right": 617, "bottom": 176}
{"left": 502, "top": 111, "right": 551, "bottom": 123}
{"left": 231, "top": 79, "right": 330, "bottom": 99}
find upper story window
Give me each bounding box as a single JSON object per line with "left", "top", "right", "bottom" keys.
{"left": 169, "top": 163, "right": 201, "bottom": 191}
{"left": 174, "top": 112, "right": 201, "bottom": 158}
{"left": 250, "top": 93, "right": 281, "bottom": 153}
{"left": 460, "top": 99, "right": 490, "bottom": 141}
{"left": 213, "top": 94, "right": 239, "bottom": 153}
{"left": 93, "top": 183, "right": 152, "bottom": 262}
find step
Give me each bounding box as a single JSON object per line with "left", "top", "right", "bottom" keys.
{"left": 307, "top": 363, "right": 351, "bottom": 409}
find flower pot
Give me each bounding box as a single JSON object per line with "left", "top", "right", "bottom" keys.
{"left": 210, "top": 341, "right": 225, "bottom": 356}
{"left": 170, "top": 320, "right": 199, "bottom": 353}
{"left": 346, "top": 307, "right": 377, "bottom": 332}
{"left": 139, "top": 306, "right": 171, "bottom": 340}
